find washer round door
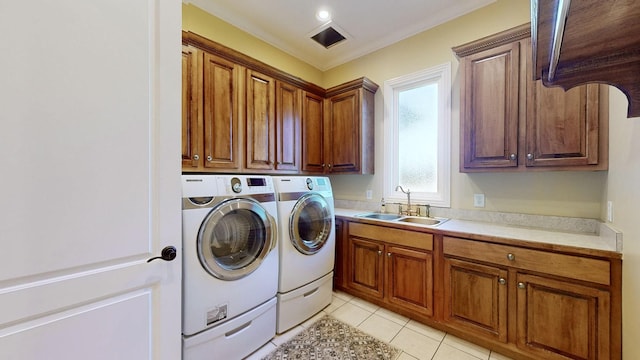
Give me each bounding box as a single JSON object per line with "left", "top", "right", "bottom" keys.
{"left": 198, "top": 198, "right": 277, "bottom": 280}
{"left": 289, "top": 193, "right": 333, "bottom": 255}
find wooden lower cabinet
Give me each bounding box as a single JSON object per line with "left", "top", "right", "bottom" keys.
{"left": 333, "top": 218, "right": 348, "bottom": 291}
{"left": 516, "top": 273, "right": 611, "bottom": 360}
{"left": 349, "top": 237, "right": 385, "bottom": 299}
{"left": 387, "top": 245, "right": 433, "bottom": 317}
{"left": 443, "top": 257, "right": 508, "bottom": 343}
{"left": 346, "top": 222, "right": 434, "bottom": 318}
{"left": 443, "top": 235, "right": 617, "bottom": 360}
{"left": 335, "top": 218, "right": 621, "bottom": 360}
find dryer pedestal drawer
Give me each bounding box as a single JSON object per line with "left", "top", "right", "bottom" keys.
{"left": 276, "top": 272, "right": 333, "bottom": 334}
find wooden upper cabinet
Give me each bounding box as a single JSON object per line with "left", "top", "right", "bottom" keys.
{"left": 301, "top": 91, "right": 325, "bottom": 173}
{"left": 275, "top": 81, "right": 301, "bottom": 172}
{"left": 181, "top": 32, "right": 377, "bottom": 175}
{"left": 532, "top": 0, "right": 640, "bottom": 118}
{"left": 244, "top": 70, "right": 276, "bottom": 171}
{"left": 459, "top": 41, "right": 520, "bottom": 169}
{"left": 454, "top": 24, "right": 608, "bottom": 172}
{"left": 318, "top": 78, "right": 378, "bottom": 174}
{"left": 181, "top": 45, "right": 240, "bottom": 172}
{"left": 526, "top": 81, "right": 603, "bottom": 167}
{"left": 181, "top": 45, "right": 201, "bottom": 169}
{"left": 202, "top": 52, "right": 241, "bottom": 171}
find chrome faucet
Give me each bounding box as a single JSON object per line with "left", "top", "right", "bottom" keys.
{"left": 395, "top": 185, "right": 411, "bottom": 215}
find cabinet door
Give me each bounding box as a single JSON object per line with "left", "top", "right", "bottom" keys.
{"left": 301, "top": 91, "right": 326, "bottom": 173}
{"left": 348, "top": 237, "right": 384, "bottom": 299}
{"left": 443, "top": 257, "right": 508, "bottom": 342}
{"left": 275, "top": 81, "right": 301, "bottom": 171}
{"left": 386, "top": 245, "right": 433, "bottom": 317}
{"left": 182, "top": 45, "right": 201, "bottom": 169}
{"left": 202, "top": 52, "right": 240, "bottom": 170}
{"left": 245, "top": 70, "right": 276, "bottom": 170}
{"left": 516, "top": 273, "right": 610, "bottom": 360}
{"left": 461, "top": 42, "right": 520, "bottom": 170}
{"left": 325, "top": 89, "right": 361, "bottom": 173}
{"left": 526, "top": 82, "right": 601, "bottom": 167}
{"left": 333, "top": 218, "right": 347, "bottom": 291}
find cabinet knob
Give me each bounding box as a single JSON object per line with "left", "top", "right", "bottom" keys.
{"left": 507, "top": 253, "right": 515, "bottom": 261}
{"left": 527, "top": 153, "right": 534, "bottom": 160}
{"left": 377, "top": 250, "right": 382, "bottom": 256}
{"left": 387, "top": 252, "right": 391, "bottom": 257}
{"left": 322, "top": 163, "right": 326, "bottom": 168}
{"left": 518, "top": 282, "right": 526, "bottom": 289}
{"left": 509, "top": 153, "right": 516, "bottom": 160}
{"left": 206, "top": 155, "right": 213, "bottom": 162}
{"left": 193, "top": 154, "right": 200, "bottom": 161}
{"left": 328, "top": 164, "right": 332, "bottom": 168}
{"left": 498, "top": 278, "right": 506, "bottom": 285}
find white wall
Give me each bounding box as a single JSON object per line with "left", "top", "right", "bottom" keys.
{"left": 604, "top": 88, "right": 640, "bottom": 359}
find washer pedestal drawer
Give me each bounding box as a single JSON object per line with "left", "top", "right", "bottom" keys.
{"left": 183, "top": 297, "right": 276, "bottom": 360}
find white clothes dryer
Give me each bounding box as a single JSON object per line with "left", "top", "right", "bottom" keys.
{"left": 273, "top": 176, "right": 335, "bottom": 333}
{"left": 181, "top": 174, "right": 279, "bottom": 360}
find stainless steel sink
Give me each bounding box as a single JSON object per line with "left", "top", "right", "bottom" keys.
{"left": 356, "top": 213, "right": 403, "bottom": 221}
{"left": 355, "top": 213, "right": 448, "bottom": 227}
{"left": 394, "top": 216, "right": 444, "bottom": 226}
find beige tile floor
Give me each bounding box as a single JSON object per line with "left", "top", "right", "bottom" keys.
{"left": 245, "top": 291, "right": 514, "bottom": 360}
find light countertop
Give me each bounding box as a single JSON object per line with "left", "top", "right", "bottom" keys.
{"left": 335, "top": 208, "right": 622, "bottom": 256}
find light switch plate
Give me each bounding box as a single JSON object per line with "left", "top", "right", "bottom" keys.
{"left": 474, "top": 194, "right": 485, "bottom": 208}
{"left": 607, "top": 201, "right": 613, "bottom": 222}
{"left": 366, "top": 189, "right": 373, "bottom": 200}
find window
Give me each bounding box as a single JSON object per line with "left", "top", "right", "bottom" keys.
{"left": 383, "top": 63, "right": 451, "bottom": 207}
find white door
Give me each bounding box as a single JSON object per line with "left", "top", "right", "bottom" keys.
{"left": 0, "top": 1, "right": 181, "bottom": 359}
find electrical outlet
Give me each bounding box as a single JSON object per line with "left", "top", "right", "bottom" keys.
{"left": 607, "top": 201, "right": 613, "bottom": 222}
{"left": 366, "top": 189, "right": 373, "bottom": 200}
{"left": 474, "top": 194, "right": 485, "bottom": 208}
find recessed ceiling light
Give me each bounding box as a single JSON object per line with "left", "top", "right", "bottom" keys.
{"left": 316, "top": 9, "right": 331, "bottom": 21}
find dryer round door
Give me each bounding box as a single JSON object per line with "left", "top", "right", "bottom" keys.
{"left": 197, "top": 198, "right": 277, "bottom": 280}
{"left": 289, "top": 193, "right": 333, "bottom": 255}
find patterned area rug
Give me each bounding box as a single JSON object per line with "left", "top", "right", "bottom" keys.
{"left": 262, "top": 315, "right": 401, "bottom": 360}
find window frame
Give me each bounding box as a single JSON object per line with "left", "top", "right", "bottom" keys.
{"left": 383, "top": 62, "right": 451, "bottom": 208}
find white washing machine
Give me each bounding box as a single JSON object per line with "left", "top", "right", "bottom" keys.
{"left": 181, "top": 174, "right": 279, "bottom": 360}
{"left": 273, "top": 176, "right": 335, "bottom": 333}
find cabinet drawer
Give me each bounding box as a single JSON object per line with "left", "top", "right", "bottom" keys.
{"left": 443, "top": 236, "right": 610, "bottom": 285}
{"left": 349, "top": 222, "right": 433, "bottom": 251}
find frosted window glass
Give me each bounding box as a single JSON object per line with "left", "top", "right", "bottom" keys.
{"left": 398, "top": 83, "right": 438, "bottom": 192}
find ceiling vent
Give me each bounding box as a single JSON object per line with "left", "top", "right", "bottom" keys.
{"left": 310, "top": 26, "right": 347, "bottom": 49}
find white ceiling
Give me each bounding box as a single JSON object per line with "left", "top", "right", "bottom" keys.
{"left": 186, "top": 0, "right": 496, "bottom": 71}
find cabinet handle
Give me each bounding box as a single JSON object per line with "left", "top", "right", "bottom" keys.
{"left": 193, "top": 154, "right": 200, "bottom": 161}
{"left": 527, "top": 153, "right": 534, "bottom": 160}
{"left": 498, "top": 278, "right": 506, "bottom": 285}
{"left": 328, "top": 164, "right": 332, "bottom": 168}
{"left": 322, "top": 163, "right": 326, "bottom": 168}
{"left": 509, "top": 153, "right": 516, "bottom": 160}
{"left": 387, "top": 252, "right": 391, "bottom": 257}
{"left": 206, "top": 155, "right": 213, "bottom": 162}
{"left": 518, "top": 282, "right": 526, "bottom": 289}
{"left": 507, "top": 253, "right": 515, "bottom": 261}
{"left": 377, "top": 250, "right": 382, "bottom": 256}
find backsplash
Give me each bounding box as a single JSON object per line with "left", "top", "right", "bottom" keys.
{"left": 334, "top": 199, "right": 601, "bottom": 234}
